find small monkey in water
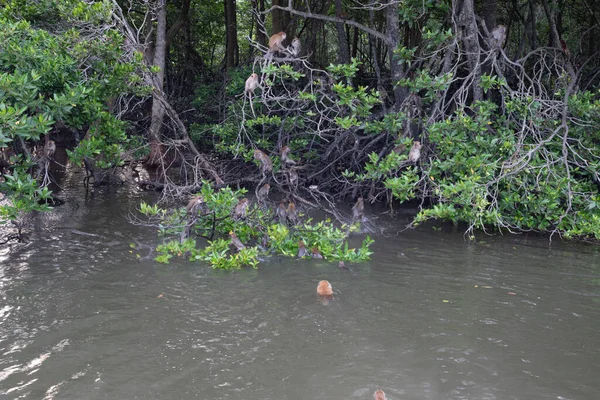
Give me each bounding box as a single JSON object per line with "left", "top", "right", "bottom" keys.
{"left": 408, "top": 140, "right": 421, "bottom": 163}
{"left": 297, "top": 241, "right": 309, "bottom": 257}
{"left": 253, "top": 149, "right": 273, "bottom": 174}
{"left": 374, "top": 390, "right": 387, "bottom": 400}
{"left": 268, "top": 31, "right": 287, "bottom": 52}
{"left": 317, "top": 280, "right": 333, "bottom": 296}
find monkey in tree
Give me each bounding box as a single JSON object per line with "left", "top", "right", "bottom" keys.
{"left": 408, "top": 140, "right": 422, "bottom": 163}
{"left": 280, "top": 146, "right": 296, "bottom": 166}
{"left": 256, "top": 183, "right": 270, "bottom": 204}
{"left": 245, "top": 73, "right": 259, "bottom": 97}
{"left": 44, "top": 140, "right": 56, "bottom": 159}
{"left": 186, "top": 195, "right": 205, "bottom": 216}
{"left": 233, "top": 198, "right": 249, "bottom": 220}
{"left": 276, "top": 202, "right": 287, "bottom": 224}
{"left": 290, "top": 37, "right": 301, "bottom": 57}
{"left": 286, "top": 202, "right": 298, "bottom": 224}
{"left": 490, "top": 25, "right": 507, "bottom": 50}
{"left": 268, "top": 31, "right": 287, "bottom": 54}
{"left": 253, "top": 149, "right": 273, "bottom": 174}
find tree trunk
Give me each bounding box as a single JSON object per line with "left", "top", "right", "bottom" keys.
{"left": 255, "top": 0, "right": 267, "bottom": 46}
{"left": 145, "top": 0, "right": 167, "bottom": 167}
{"left": 272, "top": 0, "right": 286, "bottom": 34}
{"left": 224, "top": 0, "right": 239, "bottom": 69}
{"left": 454, "top": 0, "right": 483, "bottom": 103}
{"left": 481, "top": 0, "right": 498, "bottom": 31}
{"left": 335, "top": 0, "right": 350, "bottom": 64}
{"left": 385, "top": 0, "right": 407, "bottom": 108}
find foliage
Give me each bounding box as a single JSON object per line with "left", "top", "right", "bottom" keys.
{"left": 138, "top": 182, "right": 374, "bottom": 269}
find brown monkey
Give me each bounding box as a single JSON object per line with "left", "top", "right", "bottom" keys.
{"left": 268, "top": 31, "right": 287, "bottom": 52}
{"left": 408, "top": 140, "right": 422, "bottom": 163}
{"left": 352, "top": 197, "right": 364, "bottom": 221}
{"left": 280, "top": 146, "right": 296, "bottom": 165}
{"left": 257, "top": 183, "right": 270, "bottom": 203}
{"left": 276, "top": 202, "right": 287, "bottom": 224}
{"left": 374, "top": 390, "right": 387, "bottom": 400}
{"left": 317, "top": 280, "right": 333, "bottom": 295}
{"left": 44, "top": 140, "right": 56, "bottom": 158}
{"left": 290, "top": 37, "right": 301, "bottom": 57}
{"left": 311, "top": 247, "right": 324, "bottom": 259}
{"left": 286, "top": 202, "right": 298, "bottom": 224}
{"left": 560, "top": 38, "right": 571, "bottom": 60}
{"left": 245, "top": 73, "right": 259, "bottom": 96}
{"left": 233, "top": 198, "right": 249, "bottom": 220}
{"left": 253, "top": 149, "right": 273, "bottom": 174}
{"left": 288, "top": 169, "right": 298, "bottom": 188}
{"left": 229, "top": 231, "right": 246, "bottom": 251}
{"left": 297, "top": 241, "right": 309, "bottom": 257}
{"left": 490, "top": 25, "right": 507, "bottom": 49}
{"left": 186, "top": 194, "right": 205, "bottom": 215}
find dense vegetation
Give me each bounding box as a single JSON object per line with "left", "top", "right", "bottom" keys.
{"left": 1, "top": 0, "right": 599, "bottom": 261}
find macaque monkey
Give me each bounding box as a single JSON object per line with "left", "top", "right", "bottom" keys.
{"left": 490, "top": 25, "right": 506, "bottom": 49}
{"left": 229, "top": 231, "right": 246, "bottom": 251}
{"left": 317, "top": 280, "right": 333, "bottom": 296}
{"left": 286, "top": 202, "right": 298, "bottom": 224}
{"left": 44, "top": 140, "right": 56, "bottom": 158}
{"left": 186, "top": 194, "right": 205, "bottom": 215}
{"left": 392, "top": 144, "right": 406, "bottom": 154}
{"left": 280, "top": 146, "right": 296, "bottom": 165}
{"left": 408, "top": 140, "right": 422, "bottom": 163}
{"left": 245, "top": 73, "right": 259, "bottom": 96}
{"left": 276, "top": 202, "right": 287, "bottom": 224}
{"left": 268, "top": 31, "right": 287, "bottom": 52}
{"left": 233, "top": 198, "right": 249, "bottom": 220}
{"left": 352, "top": 197, "right": 364, "bottom": 221}
{"left": 311, "top": 247, "right": 324, "bottom": 259}
{"left": 297, "top": 241, "right": 309, "bottom": 257}
{"left": 290, "top": 37, "right": 301, "bottom": 57}
{"left": 257, "top": 183, "right": 270, "bottom": 203}
{"left": 288, "top": 169, "right": 298, "bottom": 188}
{"left": 374, "top": 390, "right": 387, "bottom": 400}
{"left": 253, "top": 149, "right": 273, "bottom": 174}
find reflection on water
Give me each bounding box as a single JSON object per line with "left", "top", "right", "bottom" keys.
{"left": 1, "top": 180, "right": 600, "bottom": 399}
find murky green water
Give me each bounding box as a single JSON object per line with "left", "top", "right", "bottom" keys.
{"left": 1, "top": 176, "right": 599, "bottom": 399}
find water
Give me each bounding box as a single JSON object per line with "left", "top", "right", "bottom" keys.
{"left": 1, "top": 179, "right": 599, "bottom": 399}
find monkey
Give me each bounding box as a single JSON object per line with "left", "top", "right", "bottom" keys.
{"left": 253, "top": 149, "right": 273, "bottom": 174}
{"left": 44, "top": 140, "right": 56, "bottom": 159}
{"left": 186, "top": 194, "right": 205, "bottom": 215}
{"left": 374, "top": 390, "right": 387, "bottom": 400}
{"left": 392, "top": 144, "right": 406, "bottom": 154}
{"left": 286, "top": 202, "right": 298, "bottom": 224}
{"left": 233, "top": 198, "right": 249, "bottom": 220}
{"left": 280, "top": 146, "right": 296, "bottom": 165}
{"left": 290, "top": 37, "right": 301, "bottom": 57}
{"left": 268, "top": 31, "right": 287, "bottom": 53}
{"left": 352, "top": 197, "right": 364, "bottom": 221}
{"left": 288, "top": 169, "right": 298, "bottom": 189}
{"left": 408, "top": 140, "right": 422, "bottom": 163}
{"left": 317, "top": 280, "right": 333, "bottom": 296}
{"left": 297, "top": 241, "right": 309, "bottom": 257}
{"left": 276, "top": 202, "right": 287, "bottom": 224}
{"left": 257, "top": 183, "right": 270, "bottom": 203}
{"left": 229, "top": 231, "right": 246, "bottom": 251}
{"left": 311, "top": 247, "right": 324, "bottom": 259}
{"left": 490, "top": 25, "right": 506, "bottom": 50}
{"left": 245, "top": 73, "right": 259, "bottom": 96}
